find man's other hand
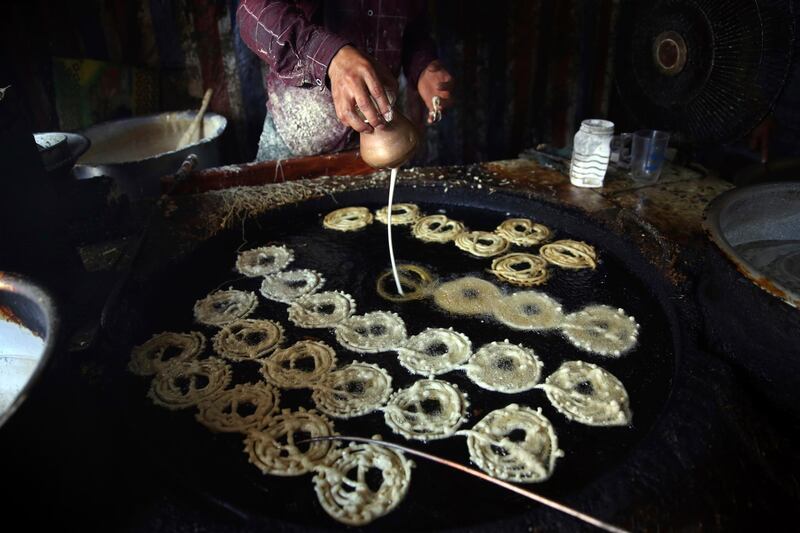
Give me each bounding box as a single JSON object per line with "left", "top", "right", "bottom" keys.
{"left": 417, "top": 60, "right": 453, "bottom": 124}
{"left": 328, "top": 45, "right": 397, "bottom": 133}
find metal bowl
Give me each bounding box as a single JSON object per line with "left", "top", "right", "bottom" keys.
{"left": 701, "top": 181, "right": 800, "bottom": 418}
{"left": 703, "top": 181, "right": 800, "bottom": 309}
{"left": 0, "top": 272, "right": 60, "bottom": 431}
{"left": 33, "top": 132, "right": 91, "bottom": 173}
{"left": 73, "top": 111, "right": 227, "bottom": 199}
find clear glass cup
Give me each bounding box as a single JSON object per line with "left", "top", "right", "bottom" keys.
{"left": 630, "top": 130, "right": 670, "bottom": 184}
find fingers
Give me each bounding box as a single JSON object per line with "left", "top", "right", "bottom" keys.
{"left": 332, "top": 76, "right": 378, "bottom": 132}
{"left": 418, "top": 61, "right": 455, "bottom": 117}
{"left": 328, "top": 45, "right": 400, "bottom": 133}
{"left": 348, "top": 66, "right": 391, "bottom": 129}
{"left": 346, "top": 106, "right": 372, "bottom": 133}
{"left": 437, "top": 69, "right": 454, "bottom": 87}
{"left": 364, "top": 75, "right": 393, "bottom": 122}
{"left": 354, "top": 81, "right": 385, "bottom": 129}
{"left": 435, "top": 72, "right": 454, "bottom": 107}
{"left": 437, "top": 79, "right": 454, "bottom": 96}
{"left": 436, "top": 90, "right": 453, "bottom": 109}
{"left": 334, "top": 95, "right": 372, "bottom": 133}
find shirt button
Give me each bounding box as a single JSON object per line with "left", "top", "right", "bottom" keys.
{"left": 367, "top": 47, "right": 374, "bottom": 54}
{"left": 367, "top": 9, "right": 374, "bottom": 16}
{"left": 316, "top": 79, "right": 323, "bottom": 86}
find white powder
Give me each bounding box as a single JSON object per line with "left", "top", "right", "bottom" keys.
{"left": 268, "top": 82, "right": 349, "bottom": 156}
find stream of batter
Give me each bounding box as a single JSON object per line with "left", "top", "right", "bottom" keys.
{"left": 387, "top": 167, "right": 404, "bottom": 295}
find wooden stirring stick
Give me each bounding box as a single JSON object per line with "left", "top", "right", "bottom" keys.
{"left": 176, "top": 88, "right": 213, "bottom": 150}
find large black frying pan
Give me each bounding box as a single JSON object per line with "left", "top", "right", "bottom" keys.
{"left": 100, "top": 185, "right": 752, "bottom": 531}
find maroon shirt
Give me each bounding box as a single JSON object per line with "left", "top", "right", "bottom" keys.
{"left": 237, "top": 0, "right": 438, "bottom": 155}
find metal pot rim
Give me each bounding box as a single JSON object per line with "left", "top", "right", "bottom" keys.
{"left": 703, "top": 181, "right": 800, "bottom": 310}
{"left": 0, "top": 272, "right": 60, "bottom": 431}
{"left": 77, "top": 110, "right": 227, "bottom": 166}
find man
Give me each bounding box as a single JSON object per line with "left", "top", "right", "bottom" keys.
{"left": 237, "top": 0, "right": 453, "bottom": 161}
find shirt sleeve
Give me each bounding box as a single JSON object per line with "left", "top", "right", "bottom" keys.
{"left": 236, "top": 0, "right": 350, "bottom": 88}
{"left": 401, "top": 4, "right": 439, "bottom": 90}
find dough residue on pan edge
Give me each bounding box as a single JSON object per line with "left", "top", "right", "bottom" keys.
{"left": 323, "top": 206, "right": 374, "bottom": 231}
{"left": 244, "top": 407, "right": 336, "bottom": 476}
{"left": 311, "top": 362, "right": 393, "bottom": 419}
{"left": 540, "top": 239, "right": 598, "bottom": 270}
{"left": 375, "top": 203, "right": 422, "bottom": 225}
{"left": 464, "top": 340, "right": 542, "bottom": 393}
{"left": 432, "top": 277, "right": 502, "bottom": 316}
{"left": 148, "top": 358, "right": 232, "bottom": 410}
{"left": 288, "top": 291, "right": 356, "bottom": 328}
{"left": 383, "top": 379, "right": 469, "bottom": 441}
{"left": 411, "top": 214, "right": 465, "bottom": 243}
{"left": 495, "top": 218, "right": 552, "bottom": 246}
{"left": 490, "top": 253, "right": 550, "bottom": 287}
{"left": 454, "top": 230, "right": 510, "bottom": 257}
{"left": 313, "top": 438, "right": 414, "bottom": 526}
{"left": 235, "top": 245, "right": 294, "bottom": 277}
{"left": 493, "top": 290, "right": 564, "bottom": 330}
{"left": 562, "top": 304, "right": 640, "bottom": 356}
{"left": 458, "top": 404, "right": 563, "bottom": 483}
{"left": 128, "top": 331, "right": 206, "bottom": 376}
{"left": 259, "top": 268, "right": 326, "bottom": 303}
{"left": 194, "top": 288, "right": 258, "bottom": 327}
{"left": 196, "top": 382, "right": 281, "bottom": 433}
{"left": 212, "top": 318, "right": 284, "bottom": 361}
{"left": 395, "top": 328, "right": 472, "bottom": 376}
{"left": 538, "top": 360, "right": 632, "bottom": 426}
{"left": 335, "top": 311, "right": 407, "bottom": 354}
{"left": 262, "top": 340, "right": 338, "bottom": 389}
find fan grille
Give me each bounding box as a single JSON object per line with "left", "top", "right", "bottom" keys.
{"left": 616, "top": 0, "right": 796, "bottom": 143}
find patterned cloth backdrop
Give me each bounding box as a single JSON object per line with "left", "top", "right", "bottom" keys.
{"left": 3, "top": 0, "right": 618, "bottom": 165}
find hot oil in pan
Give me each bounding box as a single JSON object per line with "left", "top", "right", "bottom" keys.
{"left": 129, "top": 191, "right": 675, "bottom": 531}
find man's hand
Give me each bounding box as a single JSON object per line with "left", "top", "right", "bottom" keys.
{"left": 417, "top": 60, "right": 453, "bottom": 124}
{"left": 328, "top": 45, "right": 397, "bottom": 133}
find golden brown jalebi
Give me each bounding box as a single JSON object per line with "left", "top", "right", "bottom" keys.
{"left": 376, "top": 264, "right": 436, "bottom": 302}
{"left": 454, "top": 230, "right": 510, "bottom": 257}
{"left": 495, "top": 218, "right": 552, "bottom": 246}
{"left": 490, "top": 253, "right": 550, "bottom": 286}
{"left": 375, "top": 203, "right": 422, "bottom": 225}
{"left": 323, "top": 206, "right": 374, "bottom": 231}
{"left": 411, "top": 214, "right": 465, "bottom": 243}
{"left": 539, "top": 239, "right": 598, "bottom": 269}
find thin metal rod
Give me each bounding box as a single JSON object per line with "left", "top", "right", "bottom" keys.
{"left": 301, "top": 435, "right": 628, "bottom": 533}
